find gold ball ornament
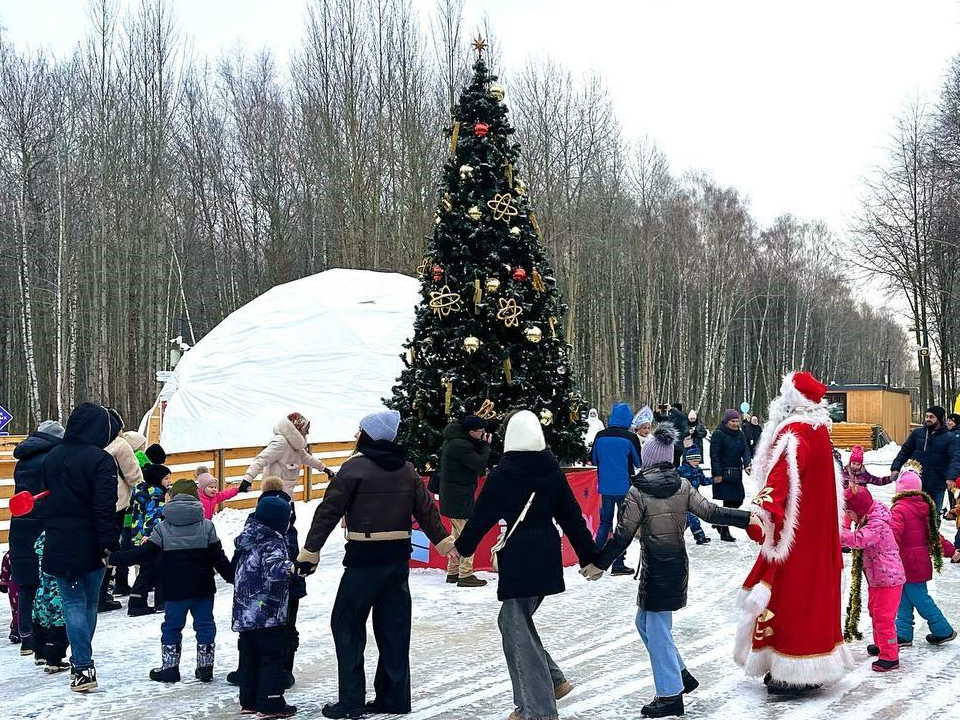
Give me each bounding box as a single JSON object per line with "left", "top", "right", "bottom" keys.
{"left": 510, "top": 226, "right": 521, "bottom": 237}
{"left": 463, "top": 336, "right": 481, "bottom": 353}
{"left": 489, "top": 82, "right": 505, "bottom": 102}
{"left": 459, "top": 164, "right": 474, "bottom": 179}
{"left": 514, "top": 177, "right": 528, "bottom": 195}
{"left": 484, "top": 277, "right": 501, "bottom": 293}
{"left": 466, "top": 205, "right": 483, "bottom": 221}
{"left": 524, "top": 325, "right": 543, "bottom": 343}
{"left": 539, "top": 409, "right": 554, "bottom": 426}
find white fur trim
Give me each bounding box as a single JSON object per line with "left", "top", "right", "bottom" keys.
{"left": 748, "top": 431, "right": 802, "bottom": 563}
{"left": 743, "top": 644, "right": 854, "bottom": 686}
{"left": 274, "top": 418, "right": 307, "bottom": 451}
{"left": 733, "top": 584, "right": 773, "bottom": 666}
{"left": 742, "top": 583, "right": 772, "bottom": 615}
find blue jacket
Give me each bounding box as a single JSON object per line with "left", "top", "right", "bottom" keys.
{"left": 591, "top": 403, "right": 642, "bottom": 496}
{"left": 232, "top": 518, "right": 293, "bottom": 632}
{"left": 677, "top": 462, "right": 710, "bottom": 490}
{"left": 892, "top": 424, "right": 960, "bottom": 493}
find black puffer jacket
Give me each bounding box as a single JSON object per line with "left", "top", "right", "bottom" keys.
{"left": 709, "top": 423, "right": 752, "bottom": 503}
{"left": 455, "top": 449, "right": 597, "bottom": 601}
{"left": 41, "top": 403, "right": 122, "bottom": 578}
{"left": 439, "top": 423, "right": 490, "bottom": 519}
{"left": 595, "top": 463, "right": 750, "bottom": 611}
{"left": 9, "top": 431, "right": 61, "bottom": 585}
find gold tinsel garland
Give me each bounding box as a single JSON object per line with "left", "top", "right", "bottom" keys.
{"left": 844, "top": 547, "right": 865, "bottom": 642}
{"left": 450, "top": 121, "right": 460, "bottom": 155}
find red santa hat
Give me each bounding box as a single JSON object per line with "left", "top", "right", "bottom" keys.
{"left": 777, "top": 371, "right": 828, "bottom": 410}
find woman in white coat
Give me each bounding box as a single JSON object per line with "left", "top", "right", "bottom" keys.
{"left": 241, "top": 412, "right": 334, "bottom": 497}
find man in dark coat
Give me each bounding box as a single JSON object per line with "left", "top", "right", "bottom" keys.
{"left": 10, "top": 420, "right": 64, "bottom": 654}
{"left": 583, "top": 423, "right": 753, "bottom": 719}
{"left": 438, "top": 414, "right": 491, "bottom": 587}
{"left": 891, "top": 405, "right": 960, "bottom": 523}
{"left": 41, "top": 402, "right": 122, "bottom": 692}
{"left": 709, "top": 409, "right": 752, "bottom": 542}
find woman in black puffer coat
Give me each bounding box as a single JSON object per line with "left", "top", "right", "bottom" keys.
{"left": 10, "top": 420, "right": 64, "bottom": 650}
{"left": 708, "top": 410, "right": 752, "bottom": 541}
{"left": 456, "top": 410, "right": 597, "bottom": 720}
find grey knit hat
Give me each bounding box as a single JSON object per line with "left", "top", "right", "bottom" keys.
{"left": 37, "top": 420, "right": 65, "bottom": 439}
{"left": 641, "top": 423, "right": 679, "bottom": 469}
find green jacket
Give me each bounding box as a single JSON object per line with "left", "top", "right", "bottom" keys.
{"left": 439, "top": 424, "right": 490, "bottom": 519}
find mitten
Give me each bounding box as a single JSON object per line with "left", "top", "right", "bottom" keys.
{"left": 238, "top": 479, "right": 252, "bottom": 493}
{"left": 746, "top": 523, "right": 765, "bottom": 544}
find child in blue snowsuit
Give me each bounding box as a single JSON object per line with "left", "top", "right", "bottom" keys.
{"left": 678, "top": 447, "right": 712, "bottom": 545}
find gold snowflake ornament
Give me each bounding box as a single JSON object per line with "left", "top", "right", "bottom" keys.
{"left": 496, "top": 297, "right": 522, "bottom": 327}
{"left": 429, "top": 286, "right": 463, "bottom": 317}
{"left": 487, "top": 193, "right": 518, "bottom": 223}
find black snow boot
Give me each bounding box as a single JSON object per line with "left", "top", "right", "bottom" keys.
{"left": 258, "top": 705, "right": 298, "bottom": 718}
{"left": 98, "top": 593, "right": 122, "bottom": 613}
{"left": 717, "top": 526, "right": 736, "bottom": 542}
{"left": 767, "top": 679, "right": 821, "bottom": 696}
{"left": 70, "top": 666, "right": 98, "bottom": 692}
{"left": 610, "top": 564, "right": 636, "bottom": 576}
{"left": 226, "top": 669, "right": 240, "bottom": 686}
{"left": 694, "top": 533, "right": 711, "bottom": 545}
{"left": 681, "top": 669, "right": 699, "bottom": 694}
{"left": 641, "top": 694, "right": 684, "bottom": 717}
{"left": 321, "top": 702, "right": 366, "bottom": 719}
{"left": 927, "top": 630, "right": 957, "bottom": 645}
{"left": 195, "top": 642, "right": 215, "bottom": 682}
{"left": 149, "top": 643, "right": 181, "bottom": 683}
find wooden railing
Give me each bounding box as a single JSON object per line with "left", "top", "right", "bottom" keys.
{"left": 0, "top": 439, "right": 354, "bottom": 546}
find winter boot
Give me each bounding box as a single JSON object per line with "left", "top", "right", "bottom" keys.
{"left": 70, "top": 666, "right": 98, "bottom": 692}
{"left": 610, "top": 564, "right": 636, "bottom": 576}
{"left": 195, "top": 642, "right": 215, "bottom": 682}
{"left": 321, "top": 702, "right": 366, "bottom": 719}
{"left": 927, "top": 630, "right": 957, "bottom": 646}
{"left": 641, "top": 694, "right": 684, "bottom": 717}
{"left": 258, "top": 705, "right": 298, "bottom": 719}
{"left": 97, "top": 594, "right": 122, "bottom": 613}
{"left": 149, "top": 643, "right": 182, "bottom": 683}
{"left": 872, "top": 659, "right": 899, "bottom": 672}
{"left": 681, "top": 669, "right": 699, "bottom": 694}
{"left": 227, "top": 669, "right": 241, "bottom": 686}
{"left": 694, "top": 533, "right": 711, "bottom": 545}
{"left": 554, "top": 680, "right": 573, "bottom": 700}
{"left": 457, "top": 575, "right": 488, "bottom": 588}
{"left": 35, "top": 655, "right": 47, "bottom": 667}
{"left": 717, "top": 526, "right": 736, "bottom": 542}
{"left": 45, "top": 660, "right": 71, "bottom": 674}
{"left": 766, "top": 679, "right": 821, "bottom": 696}
{"left": 446, "top": 573, "right": 459, "bottom": 584}
{"left": 127, "top": 602, "right": 155, "bottom": 618}
{"left": 20, "top": 639, "right": 33, "bottom": 656}
{"left": 898, "top": 637, "right": 913, "bottom": 647}
{"left": 867, "top": 644, "right": 880, "bottom": 656}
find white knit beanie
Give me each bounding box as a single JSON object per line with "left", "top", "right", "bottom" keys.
{"left": 503, "top": 410, "right": 546, "bottom": 452}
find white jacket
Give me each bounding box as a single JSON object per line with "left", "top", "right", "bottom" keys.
{"left": 106, "top": 433, "right": 145, "bottom": 512}
{"left": 242, "top": 418, "right": 327, "bottom": 496}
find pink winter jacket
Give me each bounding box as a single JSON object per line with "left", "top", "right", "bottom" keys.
{"left": 841, "top": 501, "right": 906, "bottom": 588}
{"left": 890, "top": 493, "right": 956, "bottom": 584}
{"left": 199, "top": 487, "right": 239, "bottom": 520}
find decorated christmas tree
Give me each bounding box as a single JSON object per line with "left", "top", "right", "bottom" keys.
{"left": 387, "top": 38, "right": 587, "bottom": 470}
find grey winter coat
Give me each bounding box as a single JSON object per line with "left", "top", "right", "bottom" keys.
{"left": 595, "top": 463, "right": 751, "bottom": 611}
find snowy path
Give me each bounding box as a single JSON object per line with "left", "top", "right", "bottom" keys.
{"left": 5, "top": 449, "right": 960, "bottom": 719}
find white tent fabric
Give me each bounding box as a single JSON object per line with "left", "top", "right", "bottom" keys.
{"left": 158, "top": 268, "right": 419, "bottom": 452}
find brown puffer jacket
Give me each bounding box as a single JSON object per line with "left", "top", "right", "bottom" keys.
{"left": 303, "top": 439, "right": 452, "bottom": 566}
{"left": 595, "top": 463, "right": 751, "bottom": 611}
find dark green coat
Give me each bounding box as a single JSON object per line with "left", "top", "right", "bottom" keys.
{"left": 438, "top": 424, "right": 490, "bottom": 519}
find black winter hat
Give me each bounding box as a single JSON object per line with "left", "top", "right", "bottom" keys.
{"left": 145, "top": 443, "right": 167, "bottom": 464}
{"left": 926, "top": 406, "right": 946, "bottom": 425}
{"left": 461, "top": 415, "right": 487, "bottom": 432}
{"left": 143, "top": 464, "right": 171, "bottom": 487}
{"left": 949, "top": 413, "right": 960, "bottom": 427}
{"left": 255, "top": 496, "right": 291, "bottom": 535}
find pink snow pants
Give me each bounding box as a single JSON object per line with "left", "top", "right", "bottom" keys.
{"left": 868, "top": 584, "right": 903, "bottom": 661}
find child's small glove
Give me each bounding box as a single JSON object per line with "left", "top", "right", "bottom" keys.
{"left": 238, "top": 479, "right": 252, "bottom": 493}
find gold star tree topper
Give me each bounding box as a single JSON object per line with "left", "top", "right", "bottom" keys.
{"left": 472, "top": 35, "right": 487, "bottom": 58}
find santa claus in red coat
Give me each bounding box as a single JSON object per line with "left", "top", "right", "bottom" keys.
{"left": 735, "top": 371, "right": 854, "bottom": 694}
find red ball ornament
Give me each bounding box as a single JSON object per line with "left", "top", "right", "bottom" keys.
{"left": 512, "top": 267, "right": 527, "bottom": 283}
{"left": 474, "top": 122, "right": 490, "bottom": 138}
{"left": 431, "top": 265, "right": 444, "bottom": 282}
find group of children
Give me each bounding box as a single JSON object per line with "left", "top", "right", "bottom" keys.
{"left": 840, "top": 456, "right": 958, "bottom": 673}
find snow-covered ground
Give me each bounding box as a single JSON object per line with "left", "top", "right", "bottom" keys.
{"left": 4, "top": 444, "right": 959, "bottom": 720}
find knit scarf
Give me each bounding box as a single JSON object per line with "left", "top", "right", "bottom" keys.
{"left": 892, "top": 489, "right": 944, "bottom": 573}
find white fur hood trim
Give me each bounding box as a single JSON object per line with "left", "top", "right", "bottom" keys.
{"left": 274, "top": 418, "right": 307, "bottom": 451}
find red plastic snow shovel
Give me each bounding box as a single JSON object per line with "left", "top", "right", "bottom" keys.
{"left": 9, "top": 489, "right": 50, "bottom": 517}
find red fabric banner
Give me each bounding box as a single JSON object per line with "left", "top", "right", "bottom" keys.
{"left": 410, "top": 469, "right": 600, "bottom": 571}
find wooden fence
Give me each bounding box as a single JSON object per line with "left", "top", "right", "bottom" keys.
{"left": 0, "top": 439, "right": 354, "bottom": 546}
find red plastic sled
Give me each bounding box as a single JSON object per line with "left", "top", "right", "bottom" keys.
{"left": 9, "top": 489, "right": 50, "bottom": 517}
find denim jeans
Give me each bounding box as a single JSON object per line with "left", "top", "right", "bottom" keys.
{"left": 55, "top": 567, "right": 106, "bottom": 670}
{"left": 161, "top": 596, "right": 216, "bottom": 645}
{"left": 596, "top": 494, "right": 628, "bottom": 568}
{"left": 895, "top": 581, "right": 954, "bottom": 641}
{"left": 928, "top": 488, "right": 946, "bottom": 527}
{"left": 499, "top": 597, "right": 564, "bottom": 720}
{"left": 636, "top": 609, "right": 685, "bottom": 697}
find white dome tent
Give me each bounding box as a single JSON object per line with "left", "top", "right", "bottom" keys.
{"left": 154, "top": 268, "right": 420, "bottom": 453}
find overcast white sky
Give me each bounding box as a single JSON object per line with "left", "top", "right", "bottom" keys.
{"left": 3, "top": 0, "right": 960, "bottom": 237}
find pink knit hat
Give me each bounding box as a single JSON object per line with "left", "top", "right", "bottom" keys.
{"left": 895, "top": 469, "right": 922, "bottom": 494}
{"left": 196, "top": 473, "right": 218, "bottom": 492}
{"left": 844, "top": 484, "right": 874, "bottom": 519}
{"left": 849, "top": 445, "right": 864, "bottom": 464}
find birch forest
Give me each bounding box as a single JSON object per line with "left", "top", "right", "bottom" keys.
{"left": 0, "top": 0, "right": 909, "bottom": 433}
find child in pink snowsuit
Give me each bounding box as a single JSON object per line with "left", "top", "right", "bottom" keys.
{"left": 842, "top": 445, "right": 893, "bottom": 489}
{"left": 890, "top": 470, "right": 957, "bottom": 647}
{"left": 0, "top": 550, "right": 20, "bottom": 643}
{"left": 197, "top": 469, "right": 252, "bottom": 520}
{"left": 841, "top": 484, "right": 906, "bottom": 671}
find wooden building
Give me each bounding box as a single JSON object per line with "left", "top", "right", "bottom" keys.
{"left": 824, "top": 384, "right": 912, "bottom": 446}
